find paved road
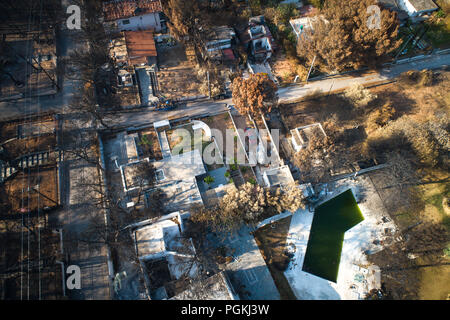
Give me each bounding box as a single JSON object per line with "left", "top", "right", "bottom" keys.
{"left": 103, "top": 99, "right": 229, "bottom": 130}
{"left": 278, "top": 52, "right": 450, "bottom": 103}
{"left": 71, "top": 51, "right": 450, "bottom": 129}
{"left": 1, "top": 49, "right": 448, "bottom": 127}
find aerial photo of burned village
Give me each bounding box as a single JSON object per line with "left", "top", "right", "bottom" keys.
{"left": 0, "top": 0, "right": 449, "bottom": 303}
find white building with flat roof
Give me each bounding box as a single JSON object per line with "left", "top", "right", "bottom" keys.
{"left": 102, "top": 0, "right": 166, "bottom": 32}
{"left": 397, "top": 0, "right": 438, "bottom": 17}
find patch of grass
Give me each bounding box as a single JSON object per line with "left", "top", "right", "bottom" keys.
{"left": 391, "top": 210, "right": 418, "bottom": 230}
{"left": 169, "top": 124, "right": 214, "bottom": 158}
{"left": 426, "top": 16, "right": 450, "bottom": 48}
{"left": 204, "top": 175, "right": 215, "bottom": 185}
{"left": 425, "top": 193, "right": 445, "bottom": 215}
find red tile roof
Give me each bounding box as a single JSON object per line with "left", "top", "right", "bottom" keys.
{"left": 124, "top": 30, "right": 157, "bottom": 65}
{"left": 222, "top": 48, "right": 236, "bottom": 61}
{"left": 103, "top": 0, "right": 162, "bottom": 22}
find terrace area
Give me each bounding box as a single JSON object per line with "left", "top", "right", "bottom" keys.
{"left": 167, "top": 122, "right": 210, "bottom": 156}
{"left": 167, "top": 120, "right": 223, "bottom": 167}
{"left": 229, "top": 108, "right": 288, "bottom": 187}
{"left": 151, "top": 150, "right": 206, "bottom": 213}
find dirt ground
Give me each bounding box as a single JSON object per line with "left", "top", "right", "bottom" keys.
{"left": 418, "top": 263, "right": 450, "bottom": 300}
{"left": 167, "top": 123, "right": 208, "bottom": 154}
{"left": 0, "top": 116, "right": 55, "bottom": 141}
{"left": 0, "top": 117, "right": 56, "bottom": 160}
{"left": 204, "top": 112, "right": 236, "bottom": 161}
{"left": 136, "top": 129, "right": 163, "bottom": 161}
{"left": 2, "top": 166, "right": 58, "bottom": 214}
{"left": 253, "top": 216, "right": 297, "bottom": 300}
{"left": 156, "top": 43, "right": 202, "bottom": 99}
{"left": 3, "top": 135, "right": 56, "bottom": 160}
{"left": 1, "top": 117, "right": 57, "bottom": 159}
{"left": 270, "top": 52, "right": 300, "bottom": 85}
{"left": 416, "top": 169, "right": 449, "bottom": 227}
{"left": 239, "top": 165, "right": 256, "bottom": 183}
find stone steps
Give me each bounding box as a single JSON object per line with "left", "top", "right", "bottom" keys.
{"left": 230, "top": 169, "right": 244, "bottom": 187}
{"left": 0, "top": 150, "right": 59, "bottom": 183}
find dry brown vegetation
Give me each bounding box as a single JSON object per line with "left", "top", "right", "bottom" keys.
{"left": 363, "top": 70, "right": 449, "bottom": 168}
{"left": 271, "top": 52, "right": 309, "bottom": 85}
{"left": 190, "top": 182, "right": 306, "bottom": 233}
{"left": 281, "top": 70, "right": 450, "bottom": 178}
{"left": 280, "top": 70, "right": 450, "bottom": 299}
{"left": 297, "top": 0, "right": 401, "bottom": 72}
{"left": 344, "top": 83, "right": 377, "bottom": 108}
{"left": 232, "top": 73, "right": 278, "bottom": 116}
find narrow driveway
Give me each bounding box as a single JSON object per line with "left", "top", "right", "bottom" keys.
{"left": 52, "top": 116, "right": 112, "bottom": 300}
{"left": 104, "top": 100, "right": 229, "bottom": 130}
{"left": 217, "top": 226, "right": 281, "bottom": 300}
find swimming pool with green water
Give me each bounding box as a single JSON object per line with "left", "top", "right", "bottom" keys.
{"left": 302, "top": 189, "right": 364, "bottom": 282}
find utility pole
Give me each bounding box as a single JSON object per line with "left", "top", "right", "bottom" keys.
{"left": 207, "top": 70, "right": 211, "bottom": 99}
{"left": 306, "top": 55, "right": 316, "bottom": 83}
